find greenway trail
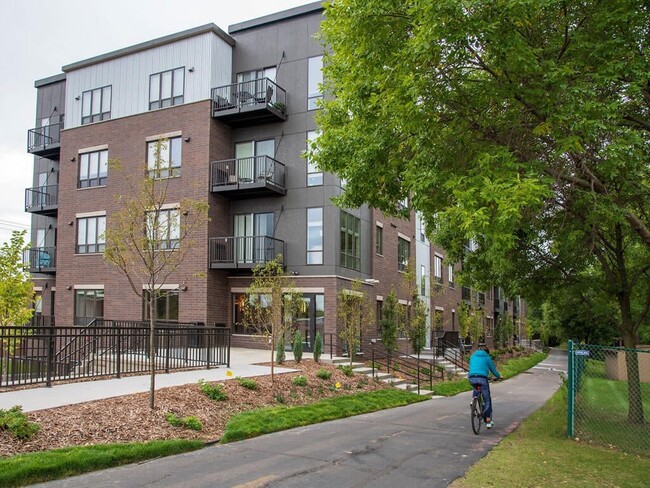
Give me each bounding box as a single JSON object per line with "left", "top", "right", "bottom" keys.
{"left": 36, "top": 350, "right": 566, "bottom": 488}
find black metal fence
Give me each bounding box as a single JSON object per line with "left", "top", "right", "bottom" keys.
{"left": 0, "top": 319, "right": 230, "bottom": 388}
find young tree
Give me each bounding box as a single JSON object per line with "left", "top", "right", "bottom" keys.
{"left": 337, "top": 279, "right": 374, "bottom": 366}
{"left": 315, "top": 0, "right": 650, "bottom": 423}
{"left": 104, "top": 139, "right": 209, "bottom": 409}
{"left": 406, "top": 290, "right": 428, "bottom": 356}
{"left": 240, "top": 257, "right": 302, "bottom": 383}
{"left": 380, "top": 288, "right": 399, "bottom": 355}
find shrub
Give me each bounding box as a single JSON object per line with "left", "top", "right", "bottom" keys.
{"left": 275, "top": 393, "right": 286, "bottom": 404}
{"left": 237, "top": 377, "right": 259, "bottom": 391}
{"left": 198, "top": 379, "right": 228, "bottom": 401}
{"left": 313, "top": 331, "right": 323, "bottom": 363}
{"left": 165, "top": 413, "right": 203, "bottom": 431}
{"left": 316, "top": 368, "right": 332, "bottom": 380}
{"left": 292, "top": 330, "right": 303, "bottom": 363}
{"left": 421, "top": 367, "right": 432, "bottom": 376}
{"left": 276, "top": 337, "right": 286, "bottom": 364}
{"left": 292, "top": 375, "right": 308, "bottom": 386}
{"left": 338, "top": 365, "right": 354, "bottom": 377}
{"left": 0, "top": 406, "right": 40, "bottom": 440}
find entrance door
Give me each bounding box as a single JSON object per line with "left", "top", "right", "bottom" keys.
{"left": 291, "top": 294, "right": 324, "bottom": 352}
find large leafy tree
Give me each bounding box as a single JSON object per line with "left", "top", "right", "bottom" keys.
{"left": 315, "top": 0, "right": 650, "bottom": 422}
{"left": 0, "top": 231, "right": 33, "bottom": 328}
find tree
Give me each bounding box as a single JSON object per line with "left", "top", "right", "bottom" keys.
{"left": 380, "top": 288, "right": 399, "bottom": 355}
{"left": 104, "top": 139, "right": 208, "bottom": 409}
{"left": 0, "top": 231, "right": 33, "bottom": 360}
{"left": 315, "top": 0, "right": 650, "bottom": 423}
{"left": 240, "top": 257, "right": 302, "bottom": 383}
{"left": 337, "top": 279, "right": 374, "bottom": 366}
{"left": 406, "top": 290, "right": 427, "bottom": 355}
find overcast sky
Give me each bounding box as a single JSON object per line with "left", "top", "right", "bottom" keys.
{"left": 0, "top": 0, "right": 313, "bottom": 245}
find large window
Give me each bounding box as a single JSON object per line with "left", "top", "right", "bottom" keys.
{"left": 147, "top": 137, "right": 181, "bottom": 179}
{"left": 149, "top": 68, "right": 184, "bottom": 110}
{"left": 235, "top": 139, "right": 275, "bottom": 181}
{"left": 146, "top": 208, "right": 180, "bottom": 250}
{"left": 376, "top": 224, "right": 383, "bottom": 255}
{"left": 77, "top": 215, "right": 106, "bottom": 254}
{"left": 79, "top": 149, "right": 108, "bottom": 188}
{"left": 81, "top": 86, "right": 111, "bottom": 125}
{"left": 75, "top": 289, "right": 104, "bottom": 325}
{"left": 420, "top": 265, "right": 426, "bottom": 295}
{"left": 143, "top": 289, "right": 179, "bottom": 321}
{"left": 448, "top": 265, "right": 455, "bottom": 288}
{"left": 307, "top": 55, "right": 323, "bottom": 110}
{"left": 307, "top": 207, "right": 323, "bottom": 265}
{"left": 234, "top": 212, "right": 274, "bottom": 264}
{"left": 397, "top": 236, "right": 410, "bottom": 271}
{"left": 340, "top": 210, "right": 360, "bottom": 271}
{"left": 434, "top": 255, "right": 443, "bottom": 284}
{"left": 306, "top": 131, "right": 322, "bottom": 186}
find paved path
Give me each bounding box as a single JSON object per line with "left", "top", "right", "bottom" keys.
{"left": 33, "top": 350, "right": 567, "bottom": 488}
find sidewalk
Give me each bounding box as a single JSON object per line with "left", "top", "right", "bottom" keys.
{"left": 0, "top": 348, "right": 303, "bottom": 413}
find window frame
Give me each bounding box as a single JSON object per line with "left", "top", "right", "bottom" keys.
{"left": 143, "top": 289, "right": 179, "bottom": 321}
{"left": 74, "top": 289, "right": 104, "bottom": 325}
{"left": 434, "top": 255, "right": 443, "bottom": 284}
{"left": 397, "top": 237, "right": 410, "bottom": 271}
{"left": 376, "top": 225, "right": 383, "bottom": 255}
{"left": 149, "top": 67, "right": 185, "bottom": 110}
{"left": 307, "top": 207, "right": 323, "bottom": 265}
{"left": 146, "top": 207, "right": 180, "bottom": 250}
{"left": 76, "top": 215, "right": 106, "bottom": 254}
{"left": 306, "top": 131, "right": 323, "bottom": 186}
{"left": 340, "top": 210, "right": 361, "bottom": 271}
{"left": 147, "top": 137, "right": 182, "bottom": 179}
{"left": 307, "top": 55, "right": 323, "bottom": 110}
{"left": 78, "top": 149, "right": 108, "bottom": 188}
{"left": 81, "top": 85, "right": 112, "bottom": 125}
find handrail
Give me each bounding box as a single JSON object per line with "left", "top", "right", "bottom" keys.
{"left": 212, "top": 78, "right": 287, "bottom": 115}
{"left": 436, "top": 337, "right": 469, "bottom": 371}
{"left": 370, "top": 344, "right": 437, "bottom": 394}
{"left": 27, "top": 117, "right": 64, "bottom": 152}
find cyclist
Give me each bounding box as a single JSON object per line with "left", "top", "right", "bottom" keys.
{"left": 468, "top": 346, "right": 501, "bottom": 428}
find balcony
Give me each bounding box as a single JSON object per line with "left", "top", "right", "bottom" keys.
{"left": 25, "top": 185, "right": 58, "bottom": 215}
{"left": 210, "top": 156, "right": 286, "bottom": 197}
{"left": 212, "top": 78, "right": 287, "bottom": 126}
{"left": 27, "top": 117, "right": 64, "bottom": 157}
{"left": 24, "top": 247, "right": 56, "bottom": 274}
{"left": 209, "top": 236, "right": 284, "bottom": 270}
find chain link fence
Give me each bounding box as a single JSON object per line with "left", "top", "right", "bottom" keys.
{"left": 567, "top": 341, "right": 650, "bottom": 456}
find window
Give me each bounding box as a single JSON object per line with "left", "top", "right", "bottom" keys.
{"left": 147, "top": 137, "right": 181, "bottom": 179}
{"left": 236, "top": 67, "right": 277, "bottom": 105}
{"left": 376, "top": 300, "right": 384, "bottom": 333}
{"left": 340, "top": 211, "right": 360, "bottom": 271}
{"left": 376, "top": 225, "right": 383, "bottom": 255}
{"left": 420, "top": 265, "right": 426, "bottom": 295}
{"left": 448, "top": 265, "right": 455, "bottom": 288}
{"left": 306, "top": 131, "right": 322, "bottom": 186}
{"left": 307, "top": 207, "right": 323, "bottom": 265}
{"left": 307, "top": 55, "right": 323, "bottom": 110}
{"left": 34, "top": 292, "right": 43, "bottom": 315}
{"left": 146, "top": 208, "right": 180, "bottom": 250}
{"left": 75, "top": 289, "right": 104, "bottom": 325}
{"left": 143, "top": 289, "right": 179, "bottom": 321}
{"left": 235, "top": 139, "right": 275, "bottom": 181}
{"left": 77, "top": 215, "right": 106, "bottom": 254}
{"left": 79, "top": 149, "right": 108, "bottom": 188}
{"left": 234, "top": 212, "right": 274, "bottom": 264}
{"left": 434, "top": 255, "right": 443, "bottom": 284}
{"left": 149, "top": 68, "right": 184, "bottom": 110}
{"left": 397, "top": 237, "right": 410, "bottom": 271}
{"left": 81, "top": 86, "right": 111, "bottom": 124}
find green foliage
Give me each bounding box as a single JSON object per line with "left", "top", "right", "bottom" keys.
{"left": 380, "top": 289, "right": 399, "bottom": 354}
{"left": 292, "top": 375, "right": 308, "bottom": 387}
{"left": 164, "top": 412, "right": 202, "bottom": 431}
{"left": 275, "top": 335, "right": 286, "bottom": 364}
{"left": 0, "top": 406, "right": 40, "bottom": 440}
{"left": 0, "top": 231, "right": 33, "bottom": 330}
{"left": 221, "top": 389, "right": 428, "bottom": 443}
{"left": 338, "top": 280, "right": 374, "bottom": 366}
{"left": 236, "top": 377, "right": 259, "bottom": 391}
{"left": 338, "top": 365, "right": 354, "bottom": 377}
{"left": 0, "top": 440, "right": 203, "bottom": 487}
{"left": 316, "top": 368, "right": 332, "bottom": 380}
{"left": 313, "top": 331, "right": 323, "bottom": 363}
{"left": 292, "top": 330, "right": 303, "bottom": 363}
{"left": 198, "top": 379, "right": 227, "bottom": 401}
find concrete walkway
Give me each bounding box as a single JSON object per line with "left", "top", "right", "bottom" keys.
{"left": 0, "top": 348, "right": 301, "bottom": 412}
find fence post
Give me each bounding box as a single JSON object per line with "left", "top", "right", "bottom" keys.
{"left": 206, "top": 328, "right": 211, "bottom": 370}
{"left": 165, "top": 328, "right": 170, "bottom": 374}
{"left": 46, "top": 325, "right": 55, "bottom": 387}
{"left": 116, "top": 325, "right": 122, "bottom": 379}
{"left": 371, "top": 345, "right": 375, "bottom": 379}
{"left": 567, "top": 339, "right": 575, "bottom": 438}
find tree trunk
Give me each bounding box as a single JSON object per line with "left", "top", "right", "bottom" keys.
{"left": 622, "top": 327, "right": 644, "bottom": 424}
{"left": 149, "top": 301, "right": 156, "bottom": 410}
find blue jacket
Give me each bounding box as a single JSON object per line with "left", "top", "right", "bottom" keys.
{"left": 468, "top": 349, "right": 501, "bottom": 379}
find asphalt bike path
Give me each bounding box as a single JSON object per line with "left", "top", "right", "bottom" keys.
{"left": 34, "top": 350, "right": 566, "bottom": 488}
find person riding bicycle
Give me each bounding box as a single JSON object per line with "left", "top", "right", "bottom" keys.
{"left": 468, "top": 346, "right": 501, "bottom": 428}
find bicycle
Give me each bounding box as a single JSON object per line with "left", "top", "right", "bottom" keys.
{"left": 470, "top": 378, "right": 500, "bottom": 434}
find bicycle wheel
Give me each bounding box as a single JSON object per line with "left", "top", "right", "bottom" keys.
{"left": 471, "top": 397, "right": 482, "bottom": 434}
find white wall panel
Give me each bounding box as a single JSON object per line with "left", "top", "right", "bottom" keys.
{"left": 65, "top": 32, "right": 233, "bottom": 128}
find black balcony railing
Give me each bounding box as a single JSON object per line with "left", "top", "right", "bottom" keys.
{"left": 209, "top": 236, "right": 284, "bottom": 269}
{"left": 210, "top": 156, "right": 286, "bottom": 196}
{"left": 24, "top": 247, "right": 56, "bottom": 273}
{"left": 27, "top": 117, "right": 64, "bottom": 157}
{"left": 212, "top": 78, "right": 287, "bottom": 126}
{"left": 25, "top": 185, "right": 58, "bottom": 214}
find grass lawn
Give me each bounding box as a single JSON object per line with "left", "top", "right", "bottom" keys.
{"left": 451, "top": 388, "right": 650, "bottom": 487}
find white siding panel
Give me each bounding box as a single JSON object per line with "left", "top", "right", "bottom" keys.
{"left": 65, "top": 32, "right": 233, "bottom": 128}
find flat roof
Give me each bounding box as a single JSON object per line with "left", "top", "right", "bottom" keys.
{"left": 62, "top": 23, "right": 235, "bottom": 72}
{"left": 34, "top": 73, "right": 66, "bottom": 88}
{"left": 229, "top": 1, "right": 324, "bottom": 34}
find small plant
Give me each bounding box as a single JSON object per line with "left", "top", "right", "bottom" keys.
{"left": 292, "top": 375, "right": 308, "bottom": 386}
{"left": 198, "top": 379, "right": 228, "bottom": 401}
{"left": 292, "top": 330, "right": 304, "bottom": 363}
{"left": 313, "top": 331, "right": 323, "bottom": 363}
{"left": 356, "top": 376, "right": 369, "bottom": 388}
{"left": 237, "top": 377, "right": 259, "bottom": 391}
{"left": 276, "top": 336, "right": 286, "bottom": 364}
{"left": 0, "top": 406, "right": 40, "bottom": 440}
{"left": 393, "top": 363, "right": 401, "bottom": 372}
{"left": 421, "top": 367, "right": 432, "bottom": 376}
{"left": 316, "top": 368, "right": 332, "bottom": 380}
{"left": 165, "top": 412, "right": 203, "bottom": 431}
{"left": 338, "top": 365, "right": 355, "bottom": 377}
{"left": 328, "top": 384, "right": 337, "bottom": 391}
{"left": 275, "top": 393, "right": 286, "bottom": 404}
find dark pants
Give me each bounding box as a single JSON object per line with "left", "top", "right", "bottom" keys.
{"left": 469, "top": 376, "right": 493, "bottom": 420}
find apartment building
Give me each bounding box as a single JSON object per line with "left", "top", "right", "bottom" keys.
{"left": 25, "top": 2, "right": 524, "bottom": 351}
